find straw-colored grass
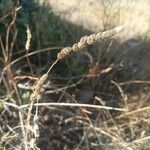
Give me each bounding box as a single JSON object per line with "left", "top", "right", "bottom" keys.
{"left": 0, "top": 1, "right": 150, "bottom": 150}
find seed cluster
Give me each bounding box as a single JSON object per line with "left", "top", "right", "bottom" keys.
{"left": 30, "top": 74, "right": 48, "bottom": 101}
{"left": 57, "top": 26, "right": 123, "bottom": 60}
{"left": 25, "top": 26, "right": 31, "bottom": 51}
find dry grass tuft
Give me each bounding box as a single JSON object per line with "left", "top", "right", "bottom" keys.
{"left": 30, "top": 25, "right": 123, "bottom": 102}
{"left": 0, "top": 2, "right": 150, "bottom": 150}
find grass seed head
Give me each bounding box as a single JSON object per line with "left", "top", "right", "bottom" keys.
{"left": 57, "top": 26, "right": 124, "bottom": 60}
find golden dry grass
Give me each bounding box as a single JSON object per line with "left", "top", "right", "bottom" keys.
{"left": 0, "top": 1, "right": 150, "bottom": 150}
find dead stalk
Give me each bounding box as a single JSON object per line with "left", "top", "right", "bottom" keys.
{"left": 2, "top": 7, "right": 22, "bottom": 105}
{"left": 25, "top": 26, "right": 34, "bottom": 76}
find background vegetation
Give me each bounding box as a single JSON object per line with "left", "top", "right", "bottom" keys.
{"left": 0, "top": 0, "right": 150, "bottom": 150}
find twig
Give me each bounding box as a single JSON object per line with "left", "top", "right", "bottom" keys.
{"left": 0, "top": 6, "right": 22, "bottom": 22}
{"left": 133, "top": 136, "right": 150, "bottom": 144}
{"left": 9, "top": 30, "right": 18, "bottom": 62}
{"left": 4, "top": 102, "right": 127, "bottom": 112}
{"left": 47, "top": 59, "right": 59, "bottom": 74}
{"left": 111, "top": 80, "right": 128, "bottom": 108}
{"left": 5, "top": 7, "right": 17, "bottom": 58}
{"left": 93, "top": 126, "right": 134, "bottom": 150}
{"left": 119, "top": 80, "right": 150, "bottom": 85}
{"left": 1, "top": 47, "right": 62, "bottom": 81}
{"left": 46, "top": 78, "right": 84, "bottom": 94}
{"left": 18, "top": 110, "right": 28, "bottom": 150}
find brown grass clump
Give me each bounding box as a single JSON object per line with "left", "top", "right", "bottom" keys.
{"left": 1, "top": 2, "right": 150, "bottom": 150}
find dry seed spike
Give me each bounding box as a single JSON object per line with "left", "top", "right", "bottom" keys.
{"left": 57, "top": 47, "right": 72, "bottom": 60}
{"left": 33, "top": 74, "right": 48, "bottom": 90}
{"left": 77, "top": 35, "right": 88, "bottom": 49}
{"left": 30, "top": 74, "right": 48, "bottom": 101}
{"left": 77, "top": 40, "right": 87, "bottom": 49}
{"left": 100, "top": 28, "right": 116, "bottom": 39}
{"left": 72, "top": 43, "right": 79, "bottom": 51}
{"left": 57, "top": 25, "right": 124, "bottom": 60}
{"left": 86, "top": 34, "right": 97, "bottom": 45}
{"left": 25, "top": 26, "right": 31, "bottom": 51}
